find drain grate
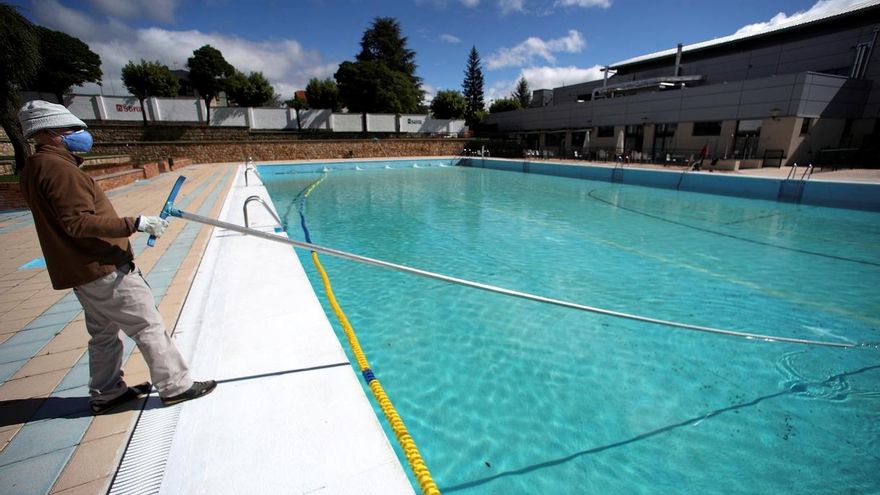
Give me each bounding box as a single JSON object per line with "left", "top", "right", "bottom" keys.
{"left": 108, "top": 398, "right": 182, "bottom": 495}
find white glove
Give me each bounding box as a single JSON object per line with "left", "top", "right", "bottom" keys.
{"left": 136, "top": 216, "right": 170, "bottom": 237}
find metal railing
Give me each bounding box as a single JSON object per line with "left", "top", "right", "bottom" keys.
{"left": 243, "top": 195, "right": 283, "bottom": 229}
{"left": 243, "top": 157, "right": 258, "bottom": 186}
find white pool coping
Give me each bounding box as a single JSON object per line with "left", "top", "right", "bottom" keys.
{"left": 133, "top": 165, "right": 414, "bottom": 494}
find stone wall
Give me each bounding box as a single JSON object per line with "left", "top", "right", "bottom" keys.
{"left": 0, "top": 183, "right": 25, "bottom": 210}
{"left": 2, "top": 123, "right": 471, "bottom": 169}
{"left": 92, "top": 139, "right": 467, "bottom": 164}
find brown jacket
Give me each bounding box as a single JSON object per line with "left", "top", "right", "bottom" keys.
{"left": 20, "top": 144, "right": 137, "bottom": 289}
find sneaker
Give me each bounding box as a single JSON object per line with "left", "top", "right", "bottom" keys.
{"left": 90, "top": 382, "right": 152, "bottom": 415}
{"left": 161, "top": 380, "right": 217, "bottom": 406}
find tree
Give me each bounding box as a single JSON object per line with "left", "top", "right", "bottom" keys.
{"left": 489, "top": 97, "right": 522, "bottom": 113}
{"left": 513, "top": 77, "right": 531, "bottom": 108}
{"left": 31, "top": 26, "right": 102, "bottom": 104}
{"left": 0, "top": 4, "right": 40, "bottom": 174}
{"left": 305, "top": 78, "right": 340, "bottom": 111}
{"left": 430, "top": 89, "right": 466, "bottom": 119}
{"left": 226, "top": 70, "right": 276, "bottom": 107}
{"left": 336, "top": 60, "right": 421, "bottom": 114}
{"left": 187, "top": 45, "right": 234, "bottom": 124}
{"left": 462, "top": 46, "right": 485, "bottom": 126}
{"left": 335, "top": 17, "right": 423, "bottom": 113}
{"left": 121, "top": 60, "right": 179, "bottom": 126}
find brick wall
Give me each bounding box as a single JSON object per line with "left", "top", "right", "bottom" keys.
{"left": 139, "top": 162, "right": 159, "bottom": 179}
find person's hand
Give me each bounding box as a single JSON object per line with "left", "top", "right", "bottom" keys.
{"left": 136, "top": 216, "right": 170, "bottom": 237}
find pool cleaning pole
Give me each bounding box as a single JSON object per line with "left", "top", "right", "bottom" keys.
{"left": 152, "top": 176, "right": 864, "bottom": 350}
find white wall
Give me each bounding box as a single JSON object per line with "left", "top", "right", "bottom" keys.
{"left": 399, "top": 115, "right": 458, "bottom": 134}
{"left": 100, "top": 96, "right": 147, "bottom": 122}
{"left": 211, "top": 107, "right": 248, "bottom": 127}
{"left": 331, "top": 113, "right": 363, "bottom": 132}
{"left": 300, "top": 109, "right": 331, "bottom": 130}
{"left": 251, "top": 108, "right": 298, "bottom": 130}
{"left": 66, "top": 95, "right": 100, "bottom": 120}
{"left": 44, "top": 94, "right": 466, "bottom": 134}
{"left": 367, "top": 114, "right": 396, "bottom": 132}
{"left": 155, "top": 98, "right": 203, "bottom": 122}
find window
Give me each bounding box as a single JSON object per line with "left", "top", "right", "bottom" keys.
{"left": 597, "top": 126, "right": 615, "bottom": 138}
{"left": 692, "top": 121, "right": 722, "bottom": 136}
{"left": 851, "top": 42, "right": 870, "bottom": 79}
{"left": 737, "top": 119, "right": 762, "bottom": 133}
{"left": 800, "top": 118, "right": 812, "bottom": 135}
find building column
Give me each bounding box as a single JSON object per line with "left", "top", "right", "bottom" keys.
{"left": 148, "top": 97, "right": 161, "bottom": 123}
{"left": 246, "top": 107, "right": 256, "bottom": 129}
{"left": 94, "top": 95, "right": 108, "bottom": 121}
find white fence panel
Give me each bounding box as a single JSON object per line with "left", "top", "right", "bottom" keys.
{"left": 448, "top": 120, "right": 466, "bottom": 135}
{"left": 300, "top": 109, "right": 331, "bottom": 130}
{"left": 366, "top": 114, "right": 396, "bottom": 132}
{"left": 398, "top": 114, "right": 429, "bottom": 133}
{"left": 155, "top": 98, "right": 202, "bottom": 122}
{"left": 331, "top": 113, "right": 363, "bottom": 132}
{"left": 66, "top": 95, "right": 99, "bottom": 120}
{"left": 211, "top": 107, "right": 248, "bottom": 127}
{"left": 251, "top": 108, "right": 297, "bottom": 130}
{"left": 101, "top": 96, "right": 147, "bottom": 122}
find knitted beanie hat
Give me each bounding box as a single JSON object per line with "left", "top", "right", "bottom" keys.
{"left": 19, "top": 100, "right": 87, "bottom": 138}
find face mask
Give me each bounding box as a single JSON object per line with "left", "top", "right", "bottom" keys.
{"left": 61, "top": 130, "right": 93, "bottom": 152}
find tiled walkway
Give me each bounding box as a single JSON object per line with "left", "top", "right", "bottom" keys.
{"left": 0, "top": 163, "right": 237, "bottom": 494}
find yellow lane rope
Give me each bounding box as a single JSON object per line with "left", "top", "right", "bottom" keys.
{"left": 301, "top": 176, "right": 440, "bottom": 495}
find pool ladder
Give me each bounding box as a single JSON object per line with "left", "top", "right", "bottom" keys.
{"left": 244, "top": 157, "right": 258, "bottom": 186}
{"left": 243, "top": 195, "right": 283, "bottom": 229}
{"left": 777, "top": 163, "right": 813, "bottom": 203}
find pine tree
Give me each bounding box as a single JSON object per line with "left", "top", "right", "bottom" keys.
{"left": 336, "top": 17, "right": 423, "bottom": 113}
{"left": 513, "top": 77, "right": 531, "bottom": 108}
{"left": 462, "top": 46, "right": 484, "bottom": 126}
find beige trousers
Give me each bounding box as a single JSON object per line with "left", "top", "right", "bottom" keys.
{"left": 73, "top": 263, "right": 193, "bottom": 403}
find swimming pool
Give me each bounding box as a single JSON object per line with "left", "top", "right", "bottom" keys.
{"left": 260, "top": 161, "right": 880, "bottom": 494}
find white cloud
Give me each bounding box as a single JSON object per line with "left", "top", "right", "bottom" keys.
{"left": 31, "top": 0, "right": 337, "bottom": 99}
{"left": 522, "top": 64, "right": 605, "bottom": 89}
{"left": 486, "top": 30, "right": 585, "bottom": 69}
{"left": 553, "top": 0, "right": 611, "bottom": 8}
{"left": 498, "top": 0, "right": 525, "bottom": 14}
{"left": 439, "top": 33, "right": 462, "bottom": 43}
{"left": 421, "top": 83, "right": 437, "bottom": 103}
{"left": 86, "top": 0, "right": 179, "bottom": 23}
{"left": 485, "top": 65, "right": 604, "bottom": 102}
{"left": 734, "top": 0, "right": 865, "bottom": 36}
{"left": 415, "top": 0, "right": 480, "bottom": 7}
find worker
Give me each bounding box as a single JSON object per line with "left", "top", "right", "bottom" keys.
{"left": 18, "top": 100, "right": 216, "bottom": 415}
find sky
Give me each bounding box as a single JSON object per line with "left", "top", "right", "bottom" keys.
{"left": 9, "top": 0, "right": 872, "bottom": 104}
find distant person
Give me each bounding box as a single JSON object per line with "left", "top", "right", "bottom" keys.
{"left": 18, "top": 100, "right": 216, "bottom": 415}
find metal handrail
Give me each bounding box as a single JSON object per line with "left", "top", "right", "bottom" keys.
{"left": 800, "top": 164, "right": 814, "bottom": 181}
{"left": 243, "top": 195, "right": 282, "bottom": 229}
{"left": 244, "top": 157, "right": 258, "bottom": 186}
{"left": 785, "top": 163, "right": 798, "bottom": 180}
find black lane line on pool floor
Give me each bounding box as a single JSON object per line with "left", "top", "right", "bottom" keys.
{"left": 586, "top": 187, "right": 880, "bottom": 268}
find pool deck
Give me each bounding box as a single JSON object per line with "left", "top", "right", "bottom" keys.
{"left": 0, "top": 158, "right": 878, "bottom": 495}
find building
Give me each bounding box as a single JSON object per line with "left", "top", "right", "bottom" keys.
{"left": 483, "top": 0, "right": 880, "bottom": 169}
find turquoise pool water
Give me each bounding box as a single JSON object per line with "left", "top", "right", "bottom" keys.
{"left": 261, "top": 162, "right": 880, "bottom": 494}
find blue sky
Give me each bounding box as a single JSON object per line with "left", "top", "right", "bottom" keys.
{"left": 11, "top": 0, "right": 864, "bottom": 104}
